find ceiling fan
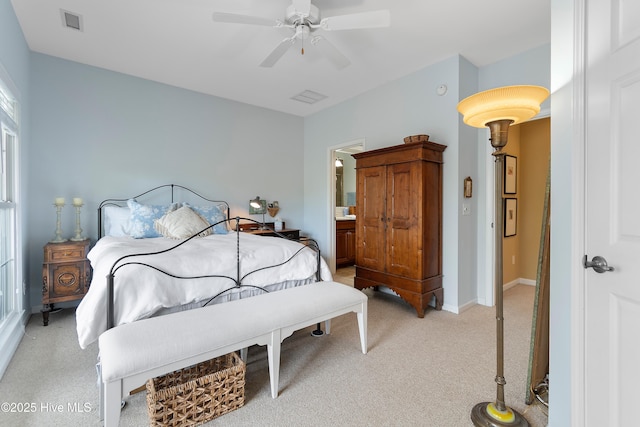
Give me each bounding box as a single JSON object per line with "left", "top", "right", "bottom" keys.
{"left": 212, "top": 0, "right": 390, "bottom": 69}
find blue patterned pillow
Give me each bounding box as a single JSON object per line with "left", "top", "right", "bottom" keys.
{"left": 127, "top": 199, "right": 179, "bottom": 238}
{"left": 183, "top": 203, "right": 228, "bottom": 234}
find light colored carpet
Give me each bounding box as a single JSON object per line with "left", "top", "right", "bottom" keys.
{"left": 0, "top": 275, "right": 548, "bottom": 426}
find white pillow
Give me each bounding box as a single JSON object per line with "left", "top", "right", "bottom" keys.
{"left": 103, "top": 206, "right": 131, "bottom": 237}
{"left": 154, "top": 206, "right": 212, "bottom": 239}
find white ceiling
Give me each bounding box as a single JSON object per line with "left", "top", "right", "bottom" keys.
{"left": 10, "top": 0, "right": 550, "bottom": 117}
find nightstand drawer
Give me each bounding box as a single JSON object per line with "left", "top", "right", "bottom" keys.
{"left": 44, "top": 240, "right": 90, "bottom": 262}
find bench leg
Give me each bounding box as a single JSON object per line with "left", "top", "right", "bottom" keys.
{"left": 240, "top": 347, "right": 248, "bottom": 361}
{"left": 324, "top": 319, "right": 331, "bottom": 334}
{"left": 103, "top": 380, "right": 122, "bottom": 427}
{"left": 267, "top": 329, "right": 282, "bottom": 399}
{"left": 96, "top": 362, "right": 104, "bottom": 421}
{"left": 357, "top": 302, "right": 368, "bottom": 354}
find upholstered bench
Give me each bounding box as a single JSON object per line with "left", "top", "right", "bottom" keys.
{"left": 98, "top": 281, "right": 367, "bottom": 426}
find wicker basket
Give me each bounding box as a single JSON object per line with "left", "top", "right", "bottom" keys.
{"left": 146, "top": 352, "right": 245, "bottom": 426}
{"left": 403, "top": 134, "right": 430, "bottom": 143}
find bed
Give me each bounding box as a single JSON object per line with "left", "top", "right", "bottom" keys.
{"left": 76, "top": 184, "right": 331, "bottom": 349}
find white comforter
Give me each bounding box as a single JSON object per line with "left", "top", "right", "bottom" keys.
{"left": 76, "top": 233, "right": 331, "bottom": 349}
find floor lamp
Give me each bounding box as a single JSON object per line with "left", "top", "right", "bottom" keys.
{"left": 457, "top": 85, "right": 549, "bottom": 427}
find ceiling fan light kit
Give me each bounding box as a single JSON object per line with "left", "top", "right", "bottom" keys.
{"left": 212, "top": 0, "right": 390, "bottom": 69}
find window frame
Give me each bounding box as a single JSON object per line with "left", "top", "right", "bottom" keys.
{"left": 0, "top": 65, "right": 23, "bottom": 341}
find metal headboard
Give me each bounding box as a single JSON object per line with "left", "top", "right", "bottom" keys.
{"left": 97, "top": 184, "right": 231, "bottom": 239}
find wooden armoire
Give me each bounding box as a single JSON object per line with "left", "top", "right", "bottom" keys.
{"left": 353, "top": 140, "right": 446, "bottom": 317}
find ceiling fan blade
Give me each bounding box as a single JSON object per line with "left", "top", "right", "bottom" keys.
{"left": 260, "top": 37, "right": 296, "bottom": 67}
{"left": 320, "top": 10, "right": 390, "bottom": 31}
{"left": 212, "top": 12, "right": 279, "bottom": 27}
{"left": 311, "top": 36, "right": 351, "bottom": 70}
{"left": 292, "top": 0, "right": 312, "bottom": 16}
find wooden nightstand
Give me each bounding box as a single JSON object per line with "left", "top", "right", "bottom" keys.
{"left": 237, "top": 221, "right": 301, "bottom": 240}
{"left": 41, "top": 239, "right": 92, "bottom": 326}
{"left": 245, "top": 228, "right": 300, "bottom": 239}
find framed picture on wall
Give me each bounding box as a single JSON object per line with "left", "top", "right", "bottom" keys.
{"left": 505, "top": 198, "right": 517, "bottom": 237}
{"left": 505, "top": 155, "right": 517, "bottom": 194}
{"left": 464, "top": 176, "right": 473, "bottom": 198}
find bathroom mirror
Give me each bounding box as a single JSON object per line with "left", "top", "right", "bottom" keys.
{"left": 335, "top": 146, "right": 360, "bottom": 207}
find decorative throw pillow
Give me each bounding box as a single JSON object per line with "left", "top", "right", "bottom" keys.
{"left": 127, "top": 199, "right": 179, "bottom": 238}
{"left": 182, "top": 203, "right": 229, "bottom": 234}
{"left": 103, "top": 206, "right": 131, "bottom": 237}
{"left": 154, "top": 206, "right": 212, "bottom": 239}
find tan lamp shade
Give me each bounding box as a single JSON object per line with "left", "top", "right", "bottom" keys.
{"left": 457, "top": 85, "right": 550, "bottom": 128}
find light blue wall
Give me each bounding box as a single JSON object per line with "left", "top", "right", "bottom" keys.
{"left": 0, "top": 0, "right": 30, "bottom": 84}
{"left": 302, "top": 45, "right": 550, "bottom": 313}
{"left": 303, "top": 55, "right": 465, "bottom": 311}
{"left": 479, "top": 44, "right": 551, "bottom": 96}
{"left": 27, "top": 53, "right": 304, "bottom": 308}
{"left": 458, "top": 56, "right": 480, "bottom": 307}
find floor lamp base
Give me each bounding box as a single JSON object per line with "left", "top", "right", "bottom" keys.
{"left": 471, "top": 402, "right": 529, "bottom": 427}
{"left": 310, "top": 323, "right": 324, "bottom": 337}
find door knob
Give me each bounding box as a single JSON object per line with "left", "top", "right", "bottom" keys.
{"left": 583, "top": 255, "right": 615, "bottom": 273}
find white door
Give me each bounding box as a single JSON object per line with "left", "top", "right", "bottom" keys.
{"left": 585, "top": 0, "right": 640, "bottom": 425}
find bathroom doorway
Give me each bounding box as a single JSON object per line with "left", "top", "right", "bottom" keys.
{"left": 329, "top": 140, "right": 364, "bottom": 279}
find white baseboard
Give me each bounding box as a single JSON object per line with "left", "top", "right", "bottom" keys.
{"left": 0, "top": 310, "right": 27, "bottom": 380}
{"left": 457, "top": 299, "right": 478, "bottom": 314}
{"left": 443, "top": 298, "right": 477, "bottom": 314}
{"left": 441, "top": 303, "right": 458, "bottom": 313}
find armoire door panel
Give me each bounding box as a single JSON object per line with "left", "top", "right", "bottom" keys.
{"left": 388, "top": 227, "right": 421, "bottom": 277}
{"left": 386, "top": 162, "right": 422, "bottom": 277}
{"left": 356, "top": 166, "right": 386, "bottom": 271}
{"left": 387, "top": 163, "right": 413, "bottom": 221}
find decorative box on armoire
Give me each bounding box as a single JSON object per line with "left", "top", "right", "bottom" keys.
{"left": 353, "top": 139, "right": 446, "bottom": 317}
{"left": 41, "top": 239, "right": 92, "bottom": 325}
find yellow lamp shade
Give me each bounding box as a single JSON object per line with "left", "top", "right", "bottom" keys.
{"left": 457, "top": 85, "right": 550, "bottom": 128}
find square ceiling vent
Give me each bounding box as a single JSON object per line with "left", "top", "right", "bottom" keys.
{"left": 61, "top": 9, "right": 83, "bottom": 31}
{"left": 291, "top": 90, "right": 327, "bottom": 105}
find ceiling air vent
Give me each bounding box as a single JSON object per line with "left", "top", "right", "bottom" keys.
{"left": 61, "top": 10, "right": 83, "bottom": 31}
{"left": 291, "top": 90, "right": 327, "bottom": 105}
